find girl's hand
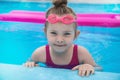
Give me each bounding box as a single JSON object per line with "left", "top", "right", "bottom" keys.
{"left": 72, "top": 64, "right": 94, "bottom": 76}
{"left": 23, "top": 61, "right": 38, "bottom": 67}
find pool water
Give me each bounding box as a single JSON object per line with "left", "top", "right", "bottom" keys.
{"left": 0, "top": 1, "right": 120, "bottom": 73}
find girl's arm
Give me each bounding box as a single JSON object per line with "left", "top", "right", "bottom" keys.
{"left": 24, "top": 46, "right": 46, "bottom": 67}
{"left": 77, "top": 46, "right": 103, "bottom": 71}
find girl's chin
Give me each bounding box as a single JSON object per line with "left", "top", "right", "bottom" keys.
{"left": 53, "top": 47, "right": 67, "bottom": 54}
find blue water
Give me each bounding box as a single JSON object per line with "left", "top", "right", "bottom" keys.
{"left": 0, "top": 1, "right": 120, "bottom": 13}
{"left": 0, "top": 1, "right": 120, "bottom": 73}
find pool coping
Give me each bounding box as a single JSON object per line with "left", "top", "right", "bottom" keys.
{"left": 0, "top": 63, "right": 120, "bottom": 80}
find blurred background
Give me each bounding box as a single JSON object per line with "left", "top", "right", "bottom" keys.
{"left": 0, "top": 0, "right": 120, "bottom": 4}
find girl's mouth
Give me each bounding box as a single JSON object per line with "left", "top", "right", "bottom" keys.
{"left": 54, "top": 44, "right": 66, "bottom": 47}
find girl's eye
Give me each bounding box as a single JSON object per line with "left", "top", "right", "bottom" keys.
{"left": 64, "top": 33, "right": 71, "bottom": 35}
{"left": 51, "top": 32, "right": 57, "bottom": 35}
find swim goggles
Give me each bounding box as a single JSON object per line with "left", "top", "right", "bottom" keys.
{"left": 46, "top": 14, "right": 76, "bottom": 24}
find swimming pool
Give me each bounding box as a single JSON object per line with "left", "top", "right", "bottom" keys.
{"left": 0, "top": 1, "right": 120, "bottom": 75}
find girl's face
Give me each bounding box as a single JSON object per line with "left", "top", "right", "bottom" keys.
{"left": 45, "top": 23, "right": 79, "bottom": 54}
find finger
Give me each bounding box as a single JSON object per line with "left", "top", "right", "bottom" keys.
{"left": 90, "top": 69, "right": 94, "bottom": 74}
{"left": 31, "top": 62, "right": 35, "bottom": 67}
{"left": 27, "top": 62, "right": 30, "bottom": 67}
{"left": 28, "top": 62, "right": 33, "bottom": 67}
{"left": 81, "top": 70, "right": 86, "bottom": 76}
{"left": 72, "top": 66, "right": 79, "bottom": 70}
{"left": 24, "top": 63, "right": 29, "bottom": 67}
{"left": 78, "top": 70, "right": 82, "bottom": 76}
{"left": 86, "top": 70, "right": 90, "bottom": 76}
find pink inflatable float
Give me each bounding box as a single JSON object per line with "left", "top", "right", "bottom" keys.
{"left": 0, "top": 10, "right": 120, "bottom": 27}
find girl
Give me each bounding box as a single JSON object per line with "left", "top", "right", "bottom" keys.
{"left": 24, "top": 0, "right": 102, "bottom": 76}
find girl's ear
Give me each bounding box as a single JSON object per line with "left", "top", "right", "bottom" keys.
{"left": 43, "top": 27, "right": 47, "bottom": 33}
{"left": 43, "top": 27, "right": 47, "bottom": 36}
{"left": 74, "top": 30, "right": 80, "bottom": 39}
{"left": 77, "top": 30, "right": 80, "bottom": 36}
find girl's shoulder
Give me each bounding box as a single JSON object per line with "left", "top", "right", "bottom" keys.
{"left": 32, "top": 45, "right": 46, "bottom": 63}
{"left": 34, "top": 45, "right": 46, "bottom": 53}
{"left": 77, "top": 45, "right": 90, "bottom": 58}
{"left": 77, "top": 45, "right": 89, "bottom": 53}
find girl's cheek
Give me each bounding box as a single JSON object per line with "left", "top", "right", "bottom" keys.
{"left": 65, "top": 39, "right": 74, "bottom": 44}
{"left": 47, "top": 37, "right": 55, "bottom": 42}
{"left": 65, "top": 36, "right": 74, "bottom": 41}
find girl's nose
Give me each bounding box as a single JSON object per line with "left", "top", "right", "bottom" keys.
{"left": 56, "top": 36, "right": 64, "bottom": 43}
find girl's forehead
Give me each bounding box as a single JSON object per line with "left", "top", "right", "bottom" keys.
{"left": 47, "top": 23, "right": 74, "bottom": 31}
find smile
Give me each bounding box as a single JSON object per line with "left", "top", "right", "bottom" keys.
{"left": 54, "top": 44, "right": 66, "bottom": 47}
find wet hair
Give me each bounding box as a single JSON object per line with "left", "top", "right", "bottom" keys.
{"left": 45, "top": 0, "right": 78, "bottom": 38}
